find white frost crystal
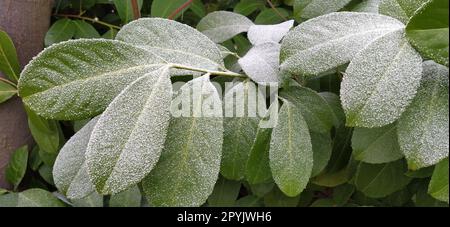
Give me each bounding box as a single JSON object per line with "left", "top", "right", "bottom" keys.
{"left": 398, "top": 61, "right": 449, "bottom": 170}
{"left": 280, "top": 12, "right": 404, "bottom": 78}
{"left": 53, "top": 117, "right": 99, "bottom": 199}
{"left": 340, "top": 29, "right": 423, "bottom": 127}
{"left": 86, "top": 68, "right": 173, "bottom": 195}
{"left": 239, "top": 43, "right": 281, "bottom": 84}
{"left": 247, "top": 20, "right": 294, "bottom": 45}
{"left": 197, "top": 11, "right": 255, "bottom": 43}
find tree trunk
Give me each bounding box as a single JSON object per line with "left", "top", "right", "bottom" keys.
{"left": 0, "top": 0, "right": 53, "bottom": 189}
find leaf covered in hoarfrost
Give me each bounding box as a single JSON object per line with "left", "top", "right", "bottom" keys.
{"left": 269, "top": 101, "right": 313, "bottom": 197}
{"left": 397, "top": 61, "right": 449, "bottom": 170}
{"left": 239, "top": 42, "right": 280, "bottom": 84}
{"left": 116, "top": 18, "right": 224, "bottom": 71}
{"left": 86, "top": 68, "right": 172, "bottom": 195}
{"left": 18, "top": 39, "right": 165, "bottom": 120}
{"left": 294, "top": 0, "right": 352, "bottom": 20}
{"left": 197, "top": 11, "right": 255, "bottom": 43}
{"left": 379, "top": 0, "right": 428, "bottom": 24}
{"left": 280, "top": 12, "right": 404, "bottom": 78}
{"left": 142, "top": 76, "right": 223, "bottom": 207}
{"left": 221, "top": 81, "right": 259, "bottom": 180}
{"left": 340, "top": 29, "right": 423, "bottom": 128}
{"left": 247, "top": 20, "right": 294, "bottom": 45}
{"left": 53, "top": 117, "right": 99, "bottom": 199}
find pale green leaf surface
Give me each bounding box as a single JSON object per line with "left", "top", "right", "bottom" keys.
{"left": 0, "top": 189, "right": 65, "bottom": 207}
{"left": 428, "top": 158, "right": 449, "bottom": 203}
{"left": 197, "top": 11, "right": 254, "bottom": 43}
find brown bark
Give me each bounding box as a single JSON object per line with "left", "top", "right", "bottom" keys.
{"left": 0, "top": 0, "right": 53, "bottom": 188}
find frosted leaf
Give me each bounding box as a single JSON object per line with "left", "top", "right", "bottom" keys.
{"left": 71, "top": 192, "right": 103, "bottom": 207}
{"left": 197, "top": 11, "right": 255, "bottom": 43}
{"left": 247, "top": 20, "right": 294, "bottom": 45}
{"left": 294, "top": 0, "right": 352, "bottom": 20}
{"left": 397, "top": 61, "right": 449, "bottom": 170}
{"left": 0, "top": 189, "right": 66, "bottom": 207}
{"left": 379, "top": 0, "right": 428, "bottom": 24}
{"left": 281, "top": 86, "right": 337, "bottom": 133}
{"left": 239, "top": 43, "right": 280, "bottom": 84}
{"left": 428, "top": 158, "right": 449, "bottom": 203}
{"left": 340, "top": 29, "right": 423, "bottom": 128}
{"left": 53, "top": 117, "right": 99, "bottom": 199}
{"left": 352, "top": 0, "right": 381, "bottom": 13}
{"left": 116, "top": 18, "right": 224, "bottom": 71}
{"left": 18, "top": 39, "right": 165, "bottom": 120}
{"left": 142, "top": 76, "right": 224, "bottom": 207}
{"left": 352, "top": 123, "right": 403, "bottom": 164}
{"left": 86, "top": 68, "right": 172, "bottom": 195}
{"left": 269, "top": 101, "right": 313, "bottom": 197}
{"left": 280, "top": 12, "right": 404, "bottom": 78}
{"left": 221, "top": 81, "right": 259, "bottom": 180}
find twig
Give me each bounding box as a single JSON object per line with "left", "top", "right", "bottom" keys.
{"left": 168, "top": 0, "right": 194, "bottom": 20}
{"left": 131, "top": 0, "right": 141, "bottom": 20}
{"left": 54, "top": 14, "right": 121, "bottom": 30}
{"left": 266, "top": 0, "right": 288, "bottom": 21}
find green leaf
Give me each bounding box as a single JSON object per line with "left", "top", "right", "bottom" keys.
{"left": 415, "top": 181, "right": 448, "bottom": 207}
{"left": 269, "top": 101, "right": 313, "bottom": 197}
{"left": 264, "top": 186, "right": 300, "bottom": 207}
{"left": 234, "top": 0, "right": 265, "bottom": 16}
{"left": 239, "top": 43, "right": 280, "bottom": 84}
{"left": 28, "top": 146, "right": 42, "bottom": 171}
{"left": 397, "top": 61, "right": 449, "bottom": 169}
{"left": 0, "top": 80, "right": 16, "bottom": 104}
{"left": 71, "top": 192, "right": 103, "bottom": 207}
{"left": 428, "top": 158, "right": 449, "bottom": 203}
{"left": 221, "top": 81, "right": 259, "bottom": 180}
{"left": 355, "top": 159, "right": 412, "bottom": 198}
{"left": 73, "top": 20, "right": 101, "bottom": 39}
{"left": 18, "top": 39, "right": 165, "bottom": 120}
{"left": 324, "top": 126, "right": 353, "bottom": 174}
{"left": 0, "top": 30, "right": 20, "bottom": 82}
{"left": 311, "top": 198, "right": 338, "bottom": 207}
{"left": 142, "top": 76, "right": 223, "bottom": 207}
{"left": 235, "top": 195, "right": 263, "bottom": 207}
{"left": 0, "top": 188, "right": 7, "bottom": 195}
{"left": 281, "top": 86, "right": 337, "bottom": 133}
{"left": 197, "top": 11, "right": 254, "bottom": 43}
{"left": 26, "top": 107, "right": 60, "bottom": 154}
{"left": 406, "top": 0, "right": 449, "bottom": 66}
{"left": 247, "top": 20, "right": 294, "bottom": 45}
{"left": 102, "top": 28, "right": 118, "bottom": 39}
{"left": 352, "top": 123, "right": 403, "bottom": 164}
{"left": 280, "top": 12, "right": 404, "bottom": 78}
{"left": 249, "top": 182, "right": 275, "bottom": 197}
{"left": 207, "top": 176, "right": 241, "bottom": 207}
{"left": 379, "top": 0, "right": 429, "bottom": 24}
{"left": 151, "top": 0, "right": 188, "bottom": 19}
{"left": 341, "top": 29, "right": 423, "bottom": 128}
{"left": 406, "top": 166, "right": 435, "bottom": 178}
{"left": 190, "top": 0, "right": 206, "bottom": 18}
{"left": 109, "top": 185, "right": 141, "bottom": 207}
{"left": 246, "top": 127, "right": 272, "bottom": 185}
{"left": 255, "top": 8, "right": 291, "bottom": 25}
{"left": 294, "top": 0, "right": 352, "bottom": 21}
{"left": 53, "top": 117, "right": 99, "bottom": 199}
{"left": 0, "top": 189, "right": 65, "bottom": 207}
{"left": 86, "top": 68, "right": 172, "bottom": 195}
{"left": 113, "top": 0, "right": 143, "bottom": 24}
{"left": 351, "top": 0, "right": 381, "bottom": 13}
{"left": 117, "top": 18, "right": 223, "bottom": 70}
{"left": 333, "top": 183, "right": 355, "bottom": 205}
{"left": 311, "top": 132, "right": 332, "bottom": 177}
{"left": 5, "top": 146, "right": 28, "bottom": 190}
{"left": 319, "top": 92, "right": 345, "bottom": 127}
{"left": 38, "top": 164, "right": 54, "bottom": 185}
{"left": 44, "top": 18, "right": 76, "bottom": 46}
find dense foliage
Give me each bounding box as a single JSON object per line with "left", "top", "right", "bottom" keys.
{"left": 0, "top": 0, "right": 448, "bottom": 207}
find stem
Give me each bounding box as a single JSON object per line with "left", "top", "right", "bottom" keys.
{"left": 131, "top": 0, "right": 141, "bottom": 20}
{"left": 169, "top": 64, "right": 246, "bottom": 78}
{"left": 168, "top": 0, "right": 194, "bottom": 20}
{"left": 54, "top": 14, "right": 121, "bottom": 30}
{"left": 0, "top": 77, "right": 17, "bottom": 88}
{"left": 266, "top": 0, "right": 287, "bottom": 21}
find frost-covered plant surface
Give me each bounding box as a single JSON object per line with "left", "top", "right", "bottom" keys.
{"left": 0, "top": 0, "right": 448, "bottom": 207}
